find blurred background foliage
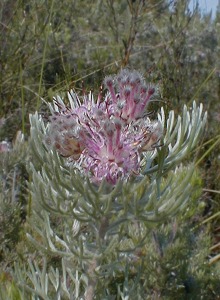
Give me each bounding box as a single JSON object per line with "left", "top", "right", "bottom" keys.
{"left": 0, "top": 0, "right": 220, "bottom": 298}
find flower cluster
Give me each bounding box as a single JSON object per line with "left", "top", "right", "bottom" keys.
{"left": 45, "top": 69, "right": 162, "bottom": 185}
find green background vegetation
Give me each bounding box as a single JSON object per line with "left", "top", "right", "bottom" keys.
{"left": 0, "top": 0, "right": 220, "bottom": 298}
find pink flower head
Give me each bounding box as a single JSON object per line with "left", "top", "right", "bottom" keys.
{"left": 45, "top": 69, "right": 162, "bottom": 185}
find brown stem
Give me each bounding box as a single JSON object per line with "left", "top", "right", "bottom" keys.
{"left": 85, "top": 258, "right": 98, "bottom": 300}
{"left": 85, "top": 216, "right": 109, "bottom": 299}
{"left": 121, "top": 0, "right": 143, "bottom": 67}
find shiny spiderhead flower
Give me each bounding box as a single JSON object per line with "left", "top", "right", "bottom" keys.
{"left": 45, "top": 69, "right": 163, "bottom": 185}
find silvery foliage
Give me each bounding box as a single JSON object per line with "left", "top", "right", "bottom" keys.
{"left": 15, "top": 102, "right": 206, "bottom": 299}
